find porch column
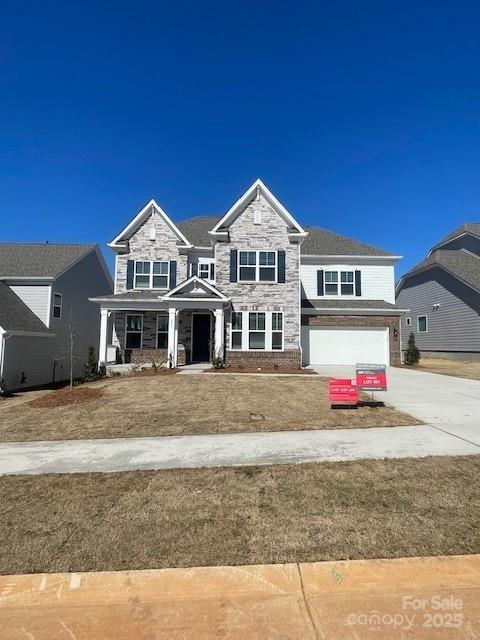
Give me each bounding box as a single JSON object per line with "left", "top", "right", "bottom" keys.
{"left": 98, "top": 308, "right": 109, "bottom": 366}
{"left": 214, "top": 308, "right": 225, "bottom": 359}
{"left": 168, "top": 308, "right": 179, "bottom": 367}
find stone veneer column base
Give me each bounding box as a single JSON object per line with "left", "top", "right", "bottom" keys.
{"left": 225, "top": 349, "right": 301, "bottom": 369}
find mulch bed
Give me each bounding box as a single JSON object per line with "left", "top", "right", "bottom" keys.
{"left": 205, "top": 367, "right": 316, "bottom": 374}
{"left": 29, "top": 387, "right": 104, "bottom": 409}
{"left": 125, "top": 368, "right": 179, "bottom": 377}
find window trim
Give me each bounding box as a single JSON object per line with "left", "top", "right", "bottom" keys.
{"left": 237, "top": 250, "right": 278, "bottom": 283}
{"left": 417, "top": 315, "right": 428, "bottom": 333}
{"left": 324, "top": 269, "right": 355, "bottom": 296}
{"left": 230, "top": 311, "right": 243, "bottom": 350}
{"left": 229, "top": 310, "right": 284, "bottom": 352}
{"left": 271, "top": 312, "right": 283, "bottom": 350}
{"left": 156, "top": 314, "right": 169, "bottom": 349}
{"left": 248, "top": 312, "right": 266, "bottom": 350}
{"left": 52, "top": 292, "right": 62, "bottom": 319}
{"left": 406, "top": 317, "right": 411, "bottom": 327}
{"left": 125, "top": 314, "right": 143, "bottom": 349}
{"left": 134, "top": 260, "right": 170, "bottom": 290}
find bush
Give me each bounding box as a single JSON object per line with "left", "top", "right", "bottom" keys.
{"left": 0, "top": 377, "right": 7, "bottom": 397}
{"left": 404, "top": 332, "right": 421, "bottom": 366}
{"left": 83, "top": 346, "right": 106, "bottom": 382}
{"left": 212, "top": 356, "right": 225, "bottom": 369}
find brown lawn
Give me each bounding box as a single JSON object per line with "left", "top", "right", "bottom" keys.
{"left": 0, "top": 375, "right": 419, "bottom": 442}
{"left": 0, "top": 455, "right": 478, "bottom": 575}
{"left": 409, "top": 357, "right": 480, "bottom": 381}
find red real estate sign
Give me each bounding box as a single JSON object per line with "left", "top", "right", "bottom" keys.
{"left": 329, "top": 379, "right": 358, "bottom": 405}
{"left": 356, "top": 363, "right": 387, "bottom": 391}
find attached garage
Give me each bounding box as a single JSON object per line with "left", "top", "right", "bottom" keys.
{"left": 301, "top": 325, "right": 390, "bottom": 366}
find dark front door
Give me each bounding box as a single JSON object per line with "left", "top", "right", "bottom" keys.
{"left": 192, "top": 314, "right": 211, "bottom": 362}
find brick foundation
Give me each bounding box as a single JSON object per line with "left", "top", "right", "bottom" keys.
{"left": 225, "top": 349, "right": 301, "bottom": 369}
{"left": 301, "top": 314, "right": 401, "bottom": 365}
{"left": 124, "top": 347, "right": 186, "bottom": 366}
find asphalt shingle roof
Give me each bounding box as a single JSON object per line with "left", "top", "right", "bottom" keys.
{"left": 0, "top": 281, "right": 49, "bottom": 332}
{"left": 402, "top": 249, "right": 480, "bottom": 292}
{"left": 176, "top": 216, "right": 394, "bottom": 256}
{"left": 432, "top": 223, "right": 480, "bottom": 249}
{"left": 0, "top": 244, "right": 96, "bottom": 278}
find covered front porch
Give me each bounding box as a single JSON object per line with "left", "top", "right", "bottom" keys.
{"left": 95, "top": 277, "right": 230, "bottom": 368}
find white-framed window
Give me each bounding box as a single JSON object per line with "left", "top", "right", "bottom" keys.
{"left": 417, "top": 315, "right": 428, "bottom": 333}
{"left": 406, "top": 317, "right": 411, "bottom": 327}
{"left": 271, "top": 312, "right": 283, "bottom": 350}
{"left": 229, "top": 311, "right": 284, "bottom": 351}
{"left": 249, "top": 312, "right": 266, "bottom": 349}
{"left": 324, "top": 270, "right": 355, "bottom": 296}
{"left": 52, "top": 293, "right": 62, "bottom": 319}
{"left": 134, "top": 260, "right": 170, "bottom": 289}
{"left": 156, "top": 315, "right": 168, "bottom": 349}
{"left": 238, "top": 250, "right": 277, "bottom": 282}
{"left": 324, "top": 270, "right": 339, "bottom": 295}
{"left": 231, "top": 312, "right": 243, "bottom": 350}
{"left": 199, "top": 262, "right": 215, "bottom": 281}
{"left": 126, "top": 314, "right": 143, "bottom": 349}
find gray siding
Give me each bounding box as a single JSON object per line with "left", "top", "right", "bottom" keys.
{"left": 3, "top": 250, "right": 112, "bottom": 390}
{"left": 397, "top": 267, "right": 480, "bottom": 352}
{"left": 9, "top": 284, "right": 50, "bottom": 325}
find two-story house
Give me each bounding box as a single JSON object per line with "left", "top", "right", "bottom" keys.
{"left": 92, "top": 180, "right": 402, "bottom": 368}
{"left": 0, "top": 244, "right": 113, "bottom": 390}
{"left": 396, "top": 223, "right": 480, "bottom": 359}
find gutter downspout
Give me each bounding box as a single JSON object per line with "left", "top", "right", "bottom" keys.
{"left": 0, "top": 328, "right": 6, "bottom": 380}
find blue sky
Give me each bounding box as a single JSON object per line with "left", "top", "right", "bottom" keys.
{"left": 1, "top": 1, "right": 479, "bottom": 276}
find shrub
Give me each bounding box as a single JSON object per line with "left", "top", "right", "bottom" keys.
{"left": 212, "top": 356, "right": 225, "bottom": 369}
{"left": 0, "top": 377, "right": 7, "bottom": 398}
{"left": 404, "top": 332, "right": 421, "bottom": 366}
{"left": 83, "top": 346, "right": 106, "bottom": 382}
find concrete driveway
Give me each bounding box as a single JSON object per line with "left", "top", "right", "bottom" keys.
{"left": 312, "top": 365, "right": 480, "bottom": 445}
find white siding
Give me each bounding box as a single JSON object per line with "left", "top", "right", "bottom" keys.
{"left": 301, "top": 264, "right": 395, "bottom": 303}
{"left": 9, "top": 285, "right": 51, "bottom": 326}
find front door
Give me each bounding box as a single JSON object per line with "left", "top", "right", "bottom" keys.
{"left": 192, "top": 314, "right": 211, "bottom": 362}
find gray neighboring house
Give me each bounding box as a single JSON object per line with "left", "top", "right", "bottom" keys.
{"left": 91, "top": 179, "right": 403, "bottom": 368}
{"left": 0, "top": 244, "right": 113, "bottom": 390}
{"left": 396, "top": 223, "right": 480, "bottom": 359}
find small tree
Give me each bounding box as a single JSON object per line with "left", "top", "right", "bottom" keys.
{"left": 83, "top": 346, "right": 98, "bottom": 381}
{"left": 404, "top": 332, "right": 421, "bottom": 365}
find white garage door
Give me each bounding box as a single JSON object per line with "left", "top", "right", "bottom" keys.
{"left": 301, "top": 326, "right": 389, "bottom": 366}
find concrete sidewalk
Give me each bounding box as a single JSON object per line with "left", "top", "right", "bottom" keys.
{"left": 0, "top": 422, "right": 478, "bottom": 476}
{"left": 1, "top": 555, "right": 479, "bottom": 639}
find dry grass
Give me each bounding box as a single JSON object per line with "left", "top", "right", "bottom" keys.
{"left": 0, "top": 375, "right": 420, "bottom": 442}
{"left": 413, "top": 357, "right": 480, "bottom": 381}
{"left": 1, "top": 455, "right": 479, "bottom": 575}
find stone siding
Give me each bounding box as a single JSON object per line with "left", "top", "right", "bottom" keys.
{"left": 116, "top": 208, "right": 188, "bottom": 294}
{"left": 302, "top": 314, "right": 401, "bottom": 365}
{"left": 216, "top": 194, "right": 301, "bottom": 361}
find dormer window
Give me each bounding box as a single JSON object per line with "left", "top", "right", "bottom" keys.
{"left": 134, "top": 260, "right": 169, "bottom": 289}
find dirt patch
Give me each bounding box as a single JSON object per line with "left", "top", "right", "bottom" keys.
{"left": 29, "top": 387, "right": 104, "bottom": 408}
{"left": 205, "top": 367, "right": 316, "bottom": 374}
{"left": 0, "top": 455, "right": 478, "bottom": 574}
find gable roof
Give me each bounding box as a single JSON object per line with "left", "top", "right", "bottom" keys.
{"left": 109, "top": 199, "right": 192, "bottom": 249}
{"left": 162, "top": 276, "right": 228, "bottom": 301}
{"left": 209, "top": 179, "right": 307, "bottom": 237}
{"left": 399, "top": 248, "right": 480, "bottom": 293}
{"left": 0, "top": 244, "right": 96, "bottom": 278}
{"left": 177, "top": 216, "right": 219, "bottom": 247}
{"left": 0, "top": 281, "right": 49, "bottom": 333}
{"left": 430, "top": 223, "right": 480, "bottom": 251}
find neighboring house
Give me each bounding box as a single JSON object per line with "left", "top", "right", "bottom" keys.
{"left": 396, "top": 223, "right": 480, "bottom": 360}
{"left": 0, "top": 244, "right": 113, "bottom": 390}
{"left": 91, "top": 179, "right": 402, "bottom": 368}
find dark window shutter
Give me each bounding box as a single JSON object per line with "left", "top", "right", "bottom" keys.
{"left": 277, "top": 251, "right": 286, "bottom": 283}
{"left": 210, "top": 263, "right": 215, "bottom": 280}
{"left": 230, "top": 250, "right": 238, "bottom": 282}
{"left": 317, "top": 270, "right": 324, "bottom": 296}
{"left": 355, "top": 270, "right": 362, "bottom": 296}
{"left": 169, "top": 261, "right": 177, "bottom": 289}
{"left": 191, "top": 262, "right": 198, "bottom": 276}
{"left": 126, "top": 260, "right": 134, "bottom": 290}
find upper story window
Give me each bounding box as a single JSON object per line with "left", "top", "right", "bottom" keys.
{"left": 238, "top": 250, "right": 277, "bottom": 282}
{"left": 324, "top": 270, "right": 355, "bottom": 296}
{"left": 199, "top": 262, "right": 215, "bottom": 281}
{"left": 52, "top": 293, "right": 62, "bottom": 319}
{"left": 134, "top": 260, "right": 169, "bottom": 289}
